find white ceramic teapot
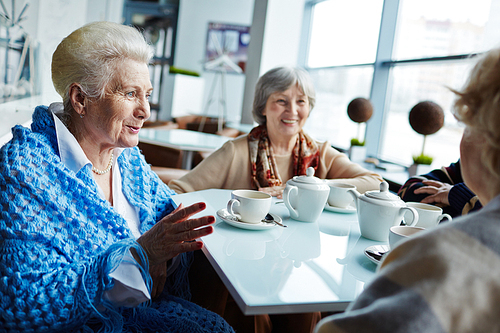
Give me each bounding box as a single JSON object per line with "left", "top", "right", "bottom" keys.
{"left": 347, "top": 181, "right": 419, "bottom": 241}
{"left": 283, "top": 167, "right": 329, "bottom": 222}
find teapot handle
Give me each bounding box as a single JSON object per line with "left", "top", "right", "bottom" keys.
{"left": 283, "top": 185, "right": 299, "bottom": 219}
{"left": 401, "top": 207, "right": 419, "bottom": 226}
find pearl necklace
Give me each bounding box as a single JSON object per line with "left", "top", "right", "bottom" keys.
{"left": 92, "top": 152, "right": 114, "bottom": 175}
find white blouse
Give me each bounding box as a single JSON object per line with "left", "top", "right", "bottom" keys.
{"left": 51, "top": 103, "right": 149, "bottom": 307}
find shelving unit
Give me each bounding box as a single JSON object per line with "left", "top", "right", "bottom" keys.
{"left": 123, "top": 0, "right": 179, "bottom": 120}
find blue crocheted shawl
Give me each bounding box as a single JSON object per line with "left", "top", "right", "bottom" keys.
{"left": 0, "top": 106, "right": 233, "bottom": 333}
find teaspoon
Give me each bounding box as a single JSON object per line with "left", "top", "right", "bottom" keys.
{"left": 365, "top": 248, "right": 388, "bottom": 261}
{"left": 262, "top": 213, "right": 287, "bottom": 227}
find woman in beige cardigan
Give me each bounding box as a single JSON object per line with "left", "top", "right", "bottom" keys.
{"left": 170, "top": 67, "right": 382, "bottom": 333}
{"left": 169, "top": 66, "right": 382, "bottom": 197}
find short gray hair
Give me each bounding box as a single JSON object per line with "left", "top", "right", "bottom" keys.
{"left": 51, "top": 21, "right": 154, "bottom": 122}
{"left": 252, "top": 66, "right": 316, "bottom": 126}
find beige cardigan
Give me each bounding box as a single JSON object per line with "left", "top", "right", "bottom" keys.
{"left": 168, "top": 134, "right": 382, "bottom": 194}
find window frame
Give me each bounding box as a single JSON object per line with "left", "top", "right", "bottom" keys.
{"left": 299, "top": 0, "right": 481, "bottom": 165}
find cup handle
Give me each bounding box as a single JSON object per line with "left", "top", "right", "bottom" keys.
{"left": 438, "top": 213, "right": 452, "bottom": 223}
{"left": 401, "top": 207, "right": 419, "bottom": 226}
{"left": 227, "top": 199, "right": 241, "bottom": 220}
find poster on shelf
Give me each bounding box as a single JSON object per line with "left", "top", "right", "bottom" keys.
{"left": 204, "top": 22, "right": 250, "bottom": 74}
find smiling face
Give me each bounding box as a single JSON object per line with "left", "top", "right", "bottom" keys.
{"left": 85, "top": 58, "right": 152, "bottom": 150}
{"left": 264, "top": 84, "right": 310, "bottom": 142}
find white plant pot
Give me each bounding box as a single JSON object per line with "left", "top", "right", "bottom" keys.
{"left": 349, "top": 145, "right": 366, "bottom": 162}
{"left": 408, "top": 163, "right": 433, "bottom": 177}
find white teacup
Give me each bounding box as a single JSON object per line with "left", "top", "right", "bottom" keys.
{"left": 388, "top": 225, "right": 425, "bottom": 249}
{"left": 227, "top": 190, "right": 272, "bottom": 223}
{"left": 328, "top": 182, "right": 356, "bottom": 208}
{"left": 404, "top": 202, "right": 452, "bottom": 229}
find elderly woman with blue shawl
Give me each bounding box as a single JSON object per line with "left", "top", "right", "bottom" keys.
{"left": 0, "top": 21, "right": 234, "bottom": 333}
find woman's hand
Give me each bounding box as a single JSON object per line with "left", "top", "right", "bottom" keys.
{"left": 414, "top": 180, "right": 452, "bottom": 206}
{"left": 149, "top": 261, "right": 167, "bottom": 299}
{"left": 259, "top": 185, "right": 285, "bottom": 199}
{"left": 136, "top": 202, "right": 214, "bottom": 266}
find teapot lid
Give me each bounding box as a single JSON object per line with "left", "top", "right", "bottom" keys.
{"left": 364, "top": 181, "right": 400, "bottom": 201}
{"left": 291, "top": 167, "right": 323, "bottom": 184}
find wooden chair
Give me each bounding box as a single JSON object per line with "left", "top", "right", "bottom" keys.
{"left": 150, "top": 166, "right": 189, "bottom": 184}
{"left": 138, "top": 142, "right": 184, "bottom": 169}
{"left": 142, "top": 120, "right": 178, "bottom": 130}
{"left": 139, "top": 119, "right": 243, "bottom": 183}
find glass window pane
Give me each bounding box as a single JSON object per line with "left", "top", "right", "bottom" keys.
{"left": 393, "top": 0, "right": 500, "bottom": 60}
{"left": 379, "top": 59, "right": 478, "bottom": 168}
{"left": 307, "top": 0, "right": 383, "bottom": 68}
{"left": 304, "top": 66, "right": 373, "bottom": 149}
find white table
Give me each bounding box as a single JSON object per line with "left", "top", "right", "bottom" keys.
{"left": 0, "top": 92, "right": 61, "bottom": 146}
{"left": 139, "top": 128, "right": 230, "bottom": 169}
{"left": 172, "top": 189, "right": 385, "bottom": 315}
{"left": 225, "top": 122, "right": 254, "bottom": 133}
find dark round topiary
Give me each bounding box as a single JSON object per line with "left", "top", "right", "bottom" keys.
{"left": 409, "top": 101, "right": 444, "bottom": 135}
{"left": 347, "top": 97, "right": 373, "bottom": 123}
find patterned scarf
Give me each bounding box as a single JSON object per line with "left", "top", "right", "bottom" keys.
{"left": 248, "top": 125, "right": 320, "bottom": 189}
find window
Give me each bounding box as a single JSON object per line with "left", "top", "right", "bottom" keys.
{"left": 307, "top": 0, "right": 383, "bottom": 67}
{"left": 393, "top": 0, "right": 496, "bottom": 60}
{"left": 304, "top": 66, "right": 373, "bottom": 148}
{"left": 381, "top": 0, "right": 496, "bottom": 166}
{"left": 303, "top": 0, "right": 383, "bottom": 148}
{"left": 302, "top": 0, "right": 500, "bottom": 168}
{"left": 380, "top": 60, "right": 476, "bottom": 165}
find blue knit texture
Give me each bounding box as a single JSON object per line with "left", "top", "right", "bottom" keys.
{"left": 0, "top": 106, "right": 234, "bottom": 333}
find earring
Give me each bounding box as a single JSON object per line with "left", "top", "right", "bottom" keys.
{"left": 80, "top": 113, "right": 84, "bottom": 119}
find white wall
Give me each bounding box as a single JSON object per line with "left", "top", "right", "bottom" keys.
{"left": 32, "top": 0, "right": 124, "bottom": 96}
{"left": 0, "top": 0, "right": 124, "bottom": 139}
{"left": 260, "top": 0, "right": 305, "bottom": 73}
{"left": 174, "top": 0, "right": 305, "bottom": 124}
{"left": 2, "top": 0, "right": 305, "bottom": 134}
{"left": 34, "top": 0, "right": 89, "bottom": 96}
{"left": 19, "top": 0, "right": 124, "bottom": 97}
{"left": 175, "top": 0, "right": 254, "bottom": 123}
{"left": 241, "top": 0, "right": 306, "bottom": 124}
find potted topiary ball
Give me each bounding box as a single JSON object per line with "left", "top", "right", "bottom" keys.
{"left": 347, "top": 97, "right": 373, "bottom": 161}
{"left": 408, "top": 100, "right": 444, "bottom": 176}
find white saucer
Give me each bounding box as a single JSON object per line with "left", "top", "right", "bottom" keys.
{"left": 216, "top": 209, "right": 280, "bottom": 230}
{"left": 364, "top": 245, "right": 390, "bottom": 265}
{"left": 324, "top": 203, "right": 357, "bottom": 214}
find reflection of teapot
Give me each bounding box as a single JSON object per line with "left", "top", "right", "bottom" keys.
{"left": 277, "top": 221, "right": 321, "bottom": 267}
{"left": 336, "top": 235, "right": 378, "bottom": 283}
{"left": 223, "top": 238, "right": 266, "bottom": 260}
{"left": 218, "top": 221, "right": 280, "bottom": 260}
{"left": 283, "top": 167, "right": 329, "bottom": 222}
{"left": 226, "top": 242, "right": 294, "bottom": 297}
{"left": 348, "top": 181, "right": 419, "bottom": 241}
